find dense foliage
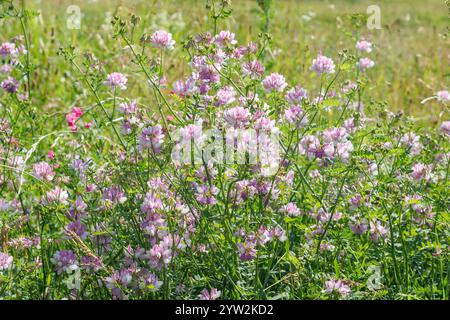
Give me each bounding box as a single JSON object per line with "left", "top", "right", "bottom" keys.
{"left": 0, "top": 1, "right": 448, "bottom": 300}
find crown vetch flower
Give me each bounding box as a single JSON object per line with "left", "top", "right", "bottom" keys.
{"left": 1, "top": 76, "right": 19, "bottom": 93}
{"left": 285, "top": 85, "right": 308, "bottom": 104}
{"left": 281, "top": 202, "right": 301, "bottom": 217}
{"left": 436, "top": 90, "right": 449, "bottom": 102}
{"left": 349, "top": 217, "right": 368, "bottom": 235}
{"left": 105, "top": 72, "right": 128, "bottom": 90}
{"left": 411, "top": 163, "right": 432, "bottom": 181}
{"left": 262, "top": 73, "right": 288, "bottom": 92}
{"left": 223, "top": 106, "right": 251, "bottom": 128}
{"left": 0, "top": 252, "right": 13, "bottom": 270}
{"left": 242, "top": 60, "right": 264, "bottom": 79}
{"left": 369, "top": 220, "right": 388, "bottom": 242}
{"left": 150, "top": 30, "right": 176, "bottom": 50}
{"left": 199, "top": 288, "right": 221, "bottom": 300}
{"left": 441, "top": 121, "right": 450, "bottom": 136}
{"left": 237, "top": 241, "right": 257, "bottom": 261}
{"left": 214, "top": 30, "right": 237, "bottom": 47}
{"left": 0, "top": 42, "right": 18, "bottom": 57}
{"left": 66, "top": 220, "right": 89, "bottom": 239}
{"left": 284, "top": 105, "right": 307, "bottom": 126}
{"left": 44, "top": 187, "right": 69, "bottom": 205}
{"left": 139, "top": 125, "right": 165, "bottom": 154}
{"left": 0, "top": 64, "right": 12, "bottom": 74}
{"left": 324, "top": 279, "right": 351, "bottom": 296}
{"left": 33, "top": 162, "right": 55, "bottom": 181}
{"left": 102, "top": 185, "right": 127, "bottom": 205}
{"left": 358, "top": 57, "right": 375, "bottom": 70}
{"left": 215, "top": 86, "right": 236, "bottom": 106}
{"left": 311, "top": 54, "right": 335, "bottom": 75}
{"left": 355, "top": 40, "right": 373, "bottom": 53}
{"left": 51, "top": 250, "right": 77, "bottom": 274}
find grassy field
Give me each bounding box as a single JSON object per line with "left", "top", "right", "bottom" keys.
{"left": 2, "top": 0, "right": 449, "bottom": 121}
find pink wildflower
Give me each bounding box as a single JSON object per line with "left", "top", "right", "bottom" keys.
{"left": 105, "top": 72, "right": 127, "bottom": 90}
{"left": 150, "top": 30, "right": 176, "bottom": 50}
{"left": 311, "top": 54, "right": 335, "bottom": 75}
{"left": 262, "top": 73, "right": 287, "bottom": 92}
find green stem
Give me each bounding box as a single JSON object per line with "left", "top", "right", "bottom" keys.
{"left": 70, "top": 59, "right": 127, "bottom": 150}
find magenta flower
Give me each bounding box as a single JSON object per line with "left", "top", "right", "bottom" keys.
{"left": 369, "top": 220, "right": 388, "bottom": 242}
{"left": 138, "top": 125, "right": 165, "bottom": 154}
{"left": 355, "top": 40, "right": 373, "bottom": 53}
{"left": 284, "top": 105, "right": 307, "bottom": 126}
{"left": 242, "top": 60, "right": 264, "bottom": 79}
{"left": 281, "top": 202, "right": 301, "bottom": 217}
{"left": 44, "top": 187, "right": 69, "bottom": 205}
{"left": 0, "top": 42, "right": 17, "bottom": 57}
{"left": 262, "top": 73, "right": 287, "bottom": 92}
{"left": 81, "top": 256, "right": 103, "bottom": 272}
{"left": 105, "top": 72, "right": 128, "bottom": 90}
{"left": 324, "top": 279, "right": 351, "bottom": 296}
{"left": 51, "top": 250, "right": 77, "bottom": 274}
{"left": 33, "top": 162, "right": 55, "bottom": 181}
{"left": 358, "top": 57, "right": 375, "bottom": 70}
{"left": 436, "top": 90, "right": 450, "bottom": 103}
{"left": 66, "top": 107, "right": 83, "bottom": 131}
{"left": 1, "top": 76, "right": 19, "bottom": 93}
{"left": 214, "top": 30, "right": 237, "bottom": 47}
{"left": 71, "top": 107, "right": 83, "bottom": 118}
{"left": 0, "top": 64, "right": 12, "bottom": 74}
{"left": 411, "top": 163, "right": 431, "bottom": 181}
{"left": 0, "top": 252, "right": 13, "bottom": 270}
{"left": 236, "top": 241, "right": 257, "bottom": 261}
{"left": 66, "top": 114, "right": 77, "bottom": 131}
{"left": 349, "top": 217, "right": 368, "bottom": 235}
{"left": 285, "top": 85, "right": 308, "bottom": 104}
{"left": 199, "top": 288, "right": 221, "bottom": 300}
{"left": 223, "top": 106, "right": 250, "bottom": 128}
{"left": 441, "top": 121, "right": 450, "bottom": 136}
{"left": 195, "top": 184, "right": 219, "bottom": 205}
{"left": 150, "top": 30, "right": 176, "bottom": 50}
{"left": 215, "top": 86, "right": 236, "bottom": 106}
